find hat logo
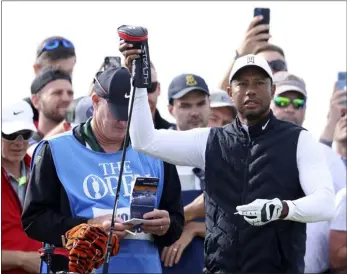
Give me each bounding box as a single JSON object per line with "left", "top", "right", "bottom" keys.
{"left": 186, "top": 75, "right": 198, "bottom": 86}
{"left": 247, "top": 56, "right": 255, "bottom": 64}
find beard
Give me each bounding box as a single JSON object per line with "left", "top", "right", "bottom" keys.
{"left": 243, "top": 103, "right": 270, "bottom": 122}
{"left": 41, "top": 102, "right": 66, "bottom": 123}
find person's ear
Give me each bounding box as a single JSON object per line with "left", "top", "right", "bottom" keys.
{"left": 168, "top": 103, "right": 175, "bottom": 118}
{"left": 271, "top": 84, "right": 276, "bottom": 99}
{"left": 33, "top": 64, "right": 41, "bottom": 74}
{"left": 31, "top": 94, "right": 40, "bottom": 109}
{"left": 91, "top": 93, "right": 99, "bottom": 105}
{"left": 63, "top": 120, "right": 72, "bottom": 132}
{"left": 227, "top": 86, "right": 232, "bottom": 97}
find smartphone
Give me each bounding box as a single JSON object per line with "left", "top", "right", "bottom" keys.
{"left": 337, "top": 72, "right": 347, "bottom": 107}
{"left": 103, "top": 56, "right": 121, "bottom": 70}
{"left": 337, "top": 72, "right": 347, "bottom": 91}
{"left": 254, "top": 8, "right": 270, "bottom": 41}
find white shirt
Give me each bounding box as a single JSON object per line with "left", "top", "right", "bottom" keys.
{"left": 304, "top": 147, "right": 346, "bottom": 273}
{"left": 129, "top": 88, "right": 335, "bottom": 223}
{"left": 321, "top": 144, "right": 346, "bottom": 193}
{"left": 176, "top": 165, "right": 201, "bottom": 191}
{"left": 331, "top": 187, "right": 347, "bottom": 231}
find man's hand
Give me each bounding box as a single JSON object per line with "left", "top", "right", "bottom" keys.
{"left": 320, "top": 86, "right": 347, "bottom": 144}
{"left": 141, "top": 209, "right": 170, "bottom": 236}
{"left": 102, "top": 217, "right": 134, "bottom": 240}
{"left": 119, "top": 40, "right": 141, "bottom": 72}
{"left": 19, "top": 251, "right": 41, "bottom": 273}
{"left": 334, "top": 115, "right": 347, "bottom": 141}
{"left": 236, "top": 198, "right": 284, "bottom": 226}
{"left": 328, "top": 88, "right": 347, "bottom": 124}
{"left": 160, "top": 222, "right": 197, "bottom": 267}
{"left": 237, "top": 15, "right": 271, "bottom": 56}
{"left": 88, "top": 214, "right": 133, "bottom": 239}
{"left": 88, "top": 213, "right": 112, "bottom": 227}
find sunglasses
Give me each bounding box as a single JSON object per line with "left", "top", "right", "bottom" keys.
{"left": 2, "top": 130, "right": 33, "bottom": 141}
{"left": 273, "top": 96, "right": 306, "bottom": 109}
{"left": 268, "top": 60, "right": 287, "bottom": 73}
{"left": 37, "top": 38, "right": 74, "bottom": 58}
{"left": 147, "top": 82, "right": 159, "bottom": 94}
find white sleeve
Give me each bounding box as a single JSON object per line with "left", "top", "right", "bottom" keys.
{"left": 321, "top": 144, "right": 347, "bottom": 193}
{"left": 330, "top": 188, "right": 347, "bottom": 231}
{"left": 129, "top": 88, "right": 210, "bottom": 170}
{"left": 284, "top": 130, "right": 335, "bottom": 223}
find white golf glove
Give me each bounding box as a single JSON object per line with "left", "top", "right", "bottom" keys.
{"left": 235, "top": 198, "right": 283, "bottom": 226}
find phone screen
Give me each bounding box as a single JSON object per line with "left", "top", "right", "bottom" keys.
{"left": 254, "top": 8, "right": 270, "bottom": 40}
{"left": 104, "top": 56, "right": 121, "bottom": 70}
{"left": 130, "top": 177, "right": 159, "bottom": 219}
{"left": 337, "top": 72, "right": 347, "bottom": 91}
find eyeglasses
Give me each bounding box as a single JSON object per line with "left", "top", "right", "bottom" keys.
{"left": 273, "top": 96, "right": 306, "bottom": 109}
{"left": 2, "top": 131, "right": 34, "bottom": 141}
{"left": 147, "top": 82, "right": 159, "bottom": 94}
{"left": 37, "top": 38, "right": 74, "bottom": 58}
{"left": 268, "top": 60, "right": 287, "bottom": 73}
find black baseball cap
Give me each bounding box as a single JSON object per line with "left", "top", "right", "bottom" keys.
{"left": 31, "top": 67, "right": 72, "bottom": 94}
{"left": 93, "top": 67, "right": 131, "bottom": 121}
{"left": 168, "top": 73, "right": 210, "bottom": 103}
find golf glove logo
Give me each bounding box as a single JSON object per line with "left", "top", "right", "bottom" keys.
{"left": 235, "top": 198, "right": 283, "bottom": 226}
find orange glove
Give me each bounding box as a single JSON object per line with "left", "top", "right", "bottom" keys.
{"left": 65, "top": 223, "right": 120, "bottom": 273}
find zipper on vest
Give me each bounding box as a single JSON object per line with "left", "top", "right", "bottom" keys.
{"left": 241, "top": 136, "right": 251, "bottom": 204}
{"left": 238, "top": 135, "right": 251, "bottom": 268}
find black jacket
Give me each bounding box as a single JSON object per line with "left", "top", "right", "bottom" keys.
{"left": 22, "top": 124, "right": 184, "bottom": 272}
{"left": 154, "top": 109, "right": 175, "bottom": 130}
{"left": 204, "top": 111, "right": 306, "bottom": 273}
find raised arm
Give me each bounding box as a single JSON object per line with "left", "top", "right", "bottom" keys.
{"left": 129, "top": 88, "right": 210, "bottom": 170}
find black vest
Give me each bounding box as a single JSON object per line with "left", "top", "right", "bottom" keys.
{"left": 204, "top": 111, "right": 306, "bottom": 273}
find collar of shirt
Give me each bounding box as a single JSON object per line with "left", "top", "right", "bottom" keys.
{"left": 74, "top": 118, "right": 126, "bottom": 153}
{"left": 5, "top": 160, "right": 27, "bottom": 184}
{"left": 5, "top": 160, "right": 28, "bottom": 206}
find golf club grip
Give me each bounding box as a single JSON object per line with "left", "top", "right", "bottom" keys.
{"left": 117, "top": 25, "right": 151, "bottom": 88}
{"left": 117, "top": 25, "right": 148, "bottom": 43}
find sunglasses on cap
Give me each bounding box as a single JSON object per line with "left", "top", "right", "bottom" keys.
{"left": 268, "top": 60, "right": 287, "bottom": 73}
{"left": 147, "top": 81, "right": 159, "bottom": 94}
{"left": 37, "top": 38, "right": 74, "bottom": 58}
{"left": 273, "top": 96, "right": 306, "bottom": 109}
{"left": 2, "top": 130, "right": 34, "bottom": 141}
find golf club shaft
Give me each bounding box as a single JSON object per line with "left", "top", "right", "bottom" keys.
{"left": 102, "top": 81, "right": 137, "bottom": 274}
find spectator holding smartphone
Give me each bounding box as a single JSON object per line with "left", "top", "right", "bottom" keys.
{"left": 320, "top": 84, "right": 347, "bottom": 148}
{"left": 219, "top": 14, "right": 288, "bottom": 91}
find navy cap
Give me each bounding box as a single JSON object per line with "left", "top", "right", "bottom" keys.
{"left": 168, "top": 74, "right": 209, "bottom": 103}
{"left": 94, "top": 67, "right": 131, "bottom": 121}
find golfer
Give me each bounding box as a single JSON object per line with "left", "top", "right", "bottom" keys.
{"left": 128, "top": 54, "right": 335, "bottom": 273}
